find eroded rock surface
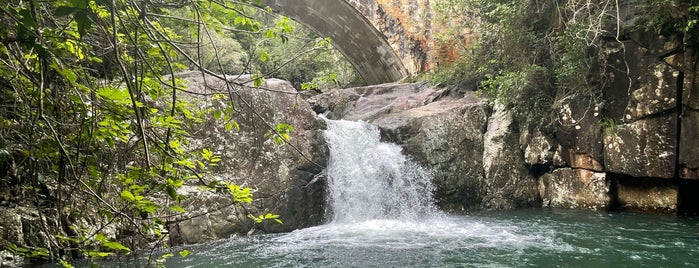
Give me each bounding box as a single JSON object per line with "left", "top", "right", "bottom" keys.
{"left": 170, "top": 72, "right": 327, "bottom": 244}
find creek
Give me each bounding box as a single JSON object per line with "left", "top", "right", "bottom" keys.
{"left": 104, "top": 118, "right": 699, "bottom": 267}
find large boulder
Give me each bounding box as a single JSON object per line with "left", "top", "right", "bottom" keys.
{"left": 169, "top": 73, "right": 327, "bottom": 244}
{"left": 481, "top": 105, "right": 541, "bottom": 209}
{"left": 372, "top": 93, "right": 490, "bottom": 211}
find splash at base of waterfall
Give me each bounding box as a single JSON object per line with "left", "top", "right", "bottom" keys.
{"left": 157, "top": 209, "right": 699, "bottom": 268}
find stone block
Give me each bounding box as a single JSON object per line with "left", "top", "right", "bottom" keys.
{"left": 614, "top": 177, "right": 678, "bottom": 213}
{"left": 604, "top": 114, "right": 677, "bottom": 178}
{"left": 539, "top": 168, "right": 610, "bottom": 210}
{"left": 623, "top": 61, "right": 679, "bottom": 121}
{"left": 555, "top": 94, "right": 604, "bottom": 161}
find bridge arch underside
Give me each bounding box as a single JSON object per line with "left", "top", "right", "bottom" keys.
{"left": 262, "top": 0, "right": 408, "bottom": 85}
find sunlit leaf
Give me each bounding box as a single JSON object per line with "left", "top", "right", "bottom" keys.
{"left": 179, "top": 250, "right": 191, "bottom": 257}
{"left": 102, "top": 241, "right": 131, "bottom": 253}
{"left": 120, "top": 190, "right": 135, "bottom": 202}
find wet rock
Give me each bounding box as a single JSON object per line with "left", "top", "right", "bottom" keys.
{"left": 481, "top": 105, "right": 541, "bottom": 209}
{"left": 373, "top": 92, "right": 490, "bottom": 211}
{"left": 539, "top": 168, "right": 610, "bottom": 210}
{"left": 680, "top": 49, "right": 699, "bottom": 179}
{"left": 603, "top": 114, "right": 677, "bottom": 178}
{"left": 681, "top": 110, "right": 699, "bottom": 179}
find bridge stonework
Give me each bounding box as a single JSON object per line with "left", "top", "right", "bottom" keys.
{"left": 262, "top": 0, "right": 460, "bottom": 85}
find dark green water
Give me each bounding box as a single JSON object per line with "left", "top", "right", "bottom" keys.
{"left": 136, "top": 208, "right": 699, "bottom": 268}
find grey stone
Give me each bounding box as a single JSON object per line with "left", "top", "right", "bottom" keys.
{"left": 614, "top": 177, "right": 678, "bottom": 213}
{"left": 374, "top": 93, "right": 490, "bottom": 211}
{"left": 539, "top": 168, "right": 610, "bottom": 210}
{"left": 604, "top": 114, "right": 677, "bottom": 178}
{"left": 523, "top": 130, "right": 555, "bottom": 166}
{"left": 481, "top": 105, "right": 541, "bottom": 209}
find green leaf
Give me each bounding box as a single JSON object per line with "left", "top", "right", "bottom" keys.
{"left": 179, "top": 250, "right": 191, "bottom": 258}
{"left": 120, "top": 190, "right": 135, "bottom": 202}
{"left": 228, "top": 184, "right": 252, "bottom": 203}
{"left": 224, "top": 120, "right": 240, "bottom": 132}
{"left": 59, "top": 68, "right": 78, "bottom": 84}
{"left": 166, "top": 185, "right": 178, "bottom": 200}
{"left": 167, "top": 178, "right": 183, "bottom": 187}
{"left": 74, "top": 9, "right": 92, "bottom": 38}
{"left": 259, "top": 50, "right": 270, "bottom": 62}
{"left": 136, "top": 200, "right": 159, "bottom": 213}
{"left": 201, "top": 148, "right": 213, "bottom": 160}
{"left": 170, "top": 205, "right": 186, "bottom": 213}
{"left": 59, "top": 259, "right": 75, "bottom": 268}
{"left": 252, "top": 74, "right": 264, "bottom": 88}
{"left": 84, "top": 250, "right": 114, "bottom": 258}
{"left": 102, "top": 241, "right": 131, "bottom": 253}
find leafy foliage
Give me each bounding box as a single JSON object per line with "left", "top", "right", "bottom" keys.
{"left": 430, "top": 0, "right": 697, "bottom": 130}
{"left": 0, "top": 0, "right": 348, "bottom": 265}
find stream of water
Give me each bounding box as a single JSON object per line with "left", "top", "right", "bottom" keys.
{"left": 101, "top": 118, "right": 699, "bottom": 267}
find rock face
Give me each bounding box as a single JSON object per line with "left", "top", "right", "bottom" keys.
{"left": 482, "top": 105, "right": 541, "bottom": 209}
{"left": 536, "top": 7, "right": 698, "bottom": 213}
{"left": 681, "top": 49, "right": 699, "bottom": 180}
{"left": 169, "top": 73, "right": 327, "bottom": 244}
{"left": 603, "top": 115, "right": 677, "bottom": 179}
{"left": 613, "top": 176, "right": 678, "bottom": 213}
{"left": 375, "top": 91, "right": 490, "bottom": 211}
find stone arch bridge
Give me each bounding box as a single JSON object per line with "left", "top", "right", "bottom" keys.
{"left": 262, "top": 0, "right": 456, "bottom": 85}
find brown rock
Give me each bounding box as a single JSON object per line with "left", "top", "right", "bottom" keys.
{"left": 566, "top": 150, "right": 604, "bottom": 172}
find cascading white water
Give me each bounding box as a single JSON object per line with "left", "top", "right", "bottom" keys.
{"left": 321, "top": 116, "right": 442, "bottom": 223}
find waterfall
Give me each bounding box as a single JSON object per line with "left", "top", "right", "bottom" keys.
{"left": 321, "top": 116, "right": 442, "bottom": 223}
